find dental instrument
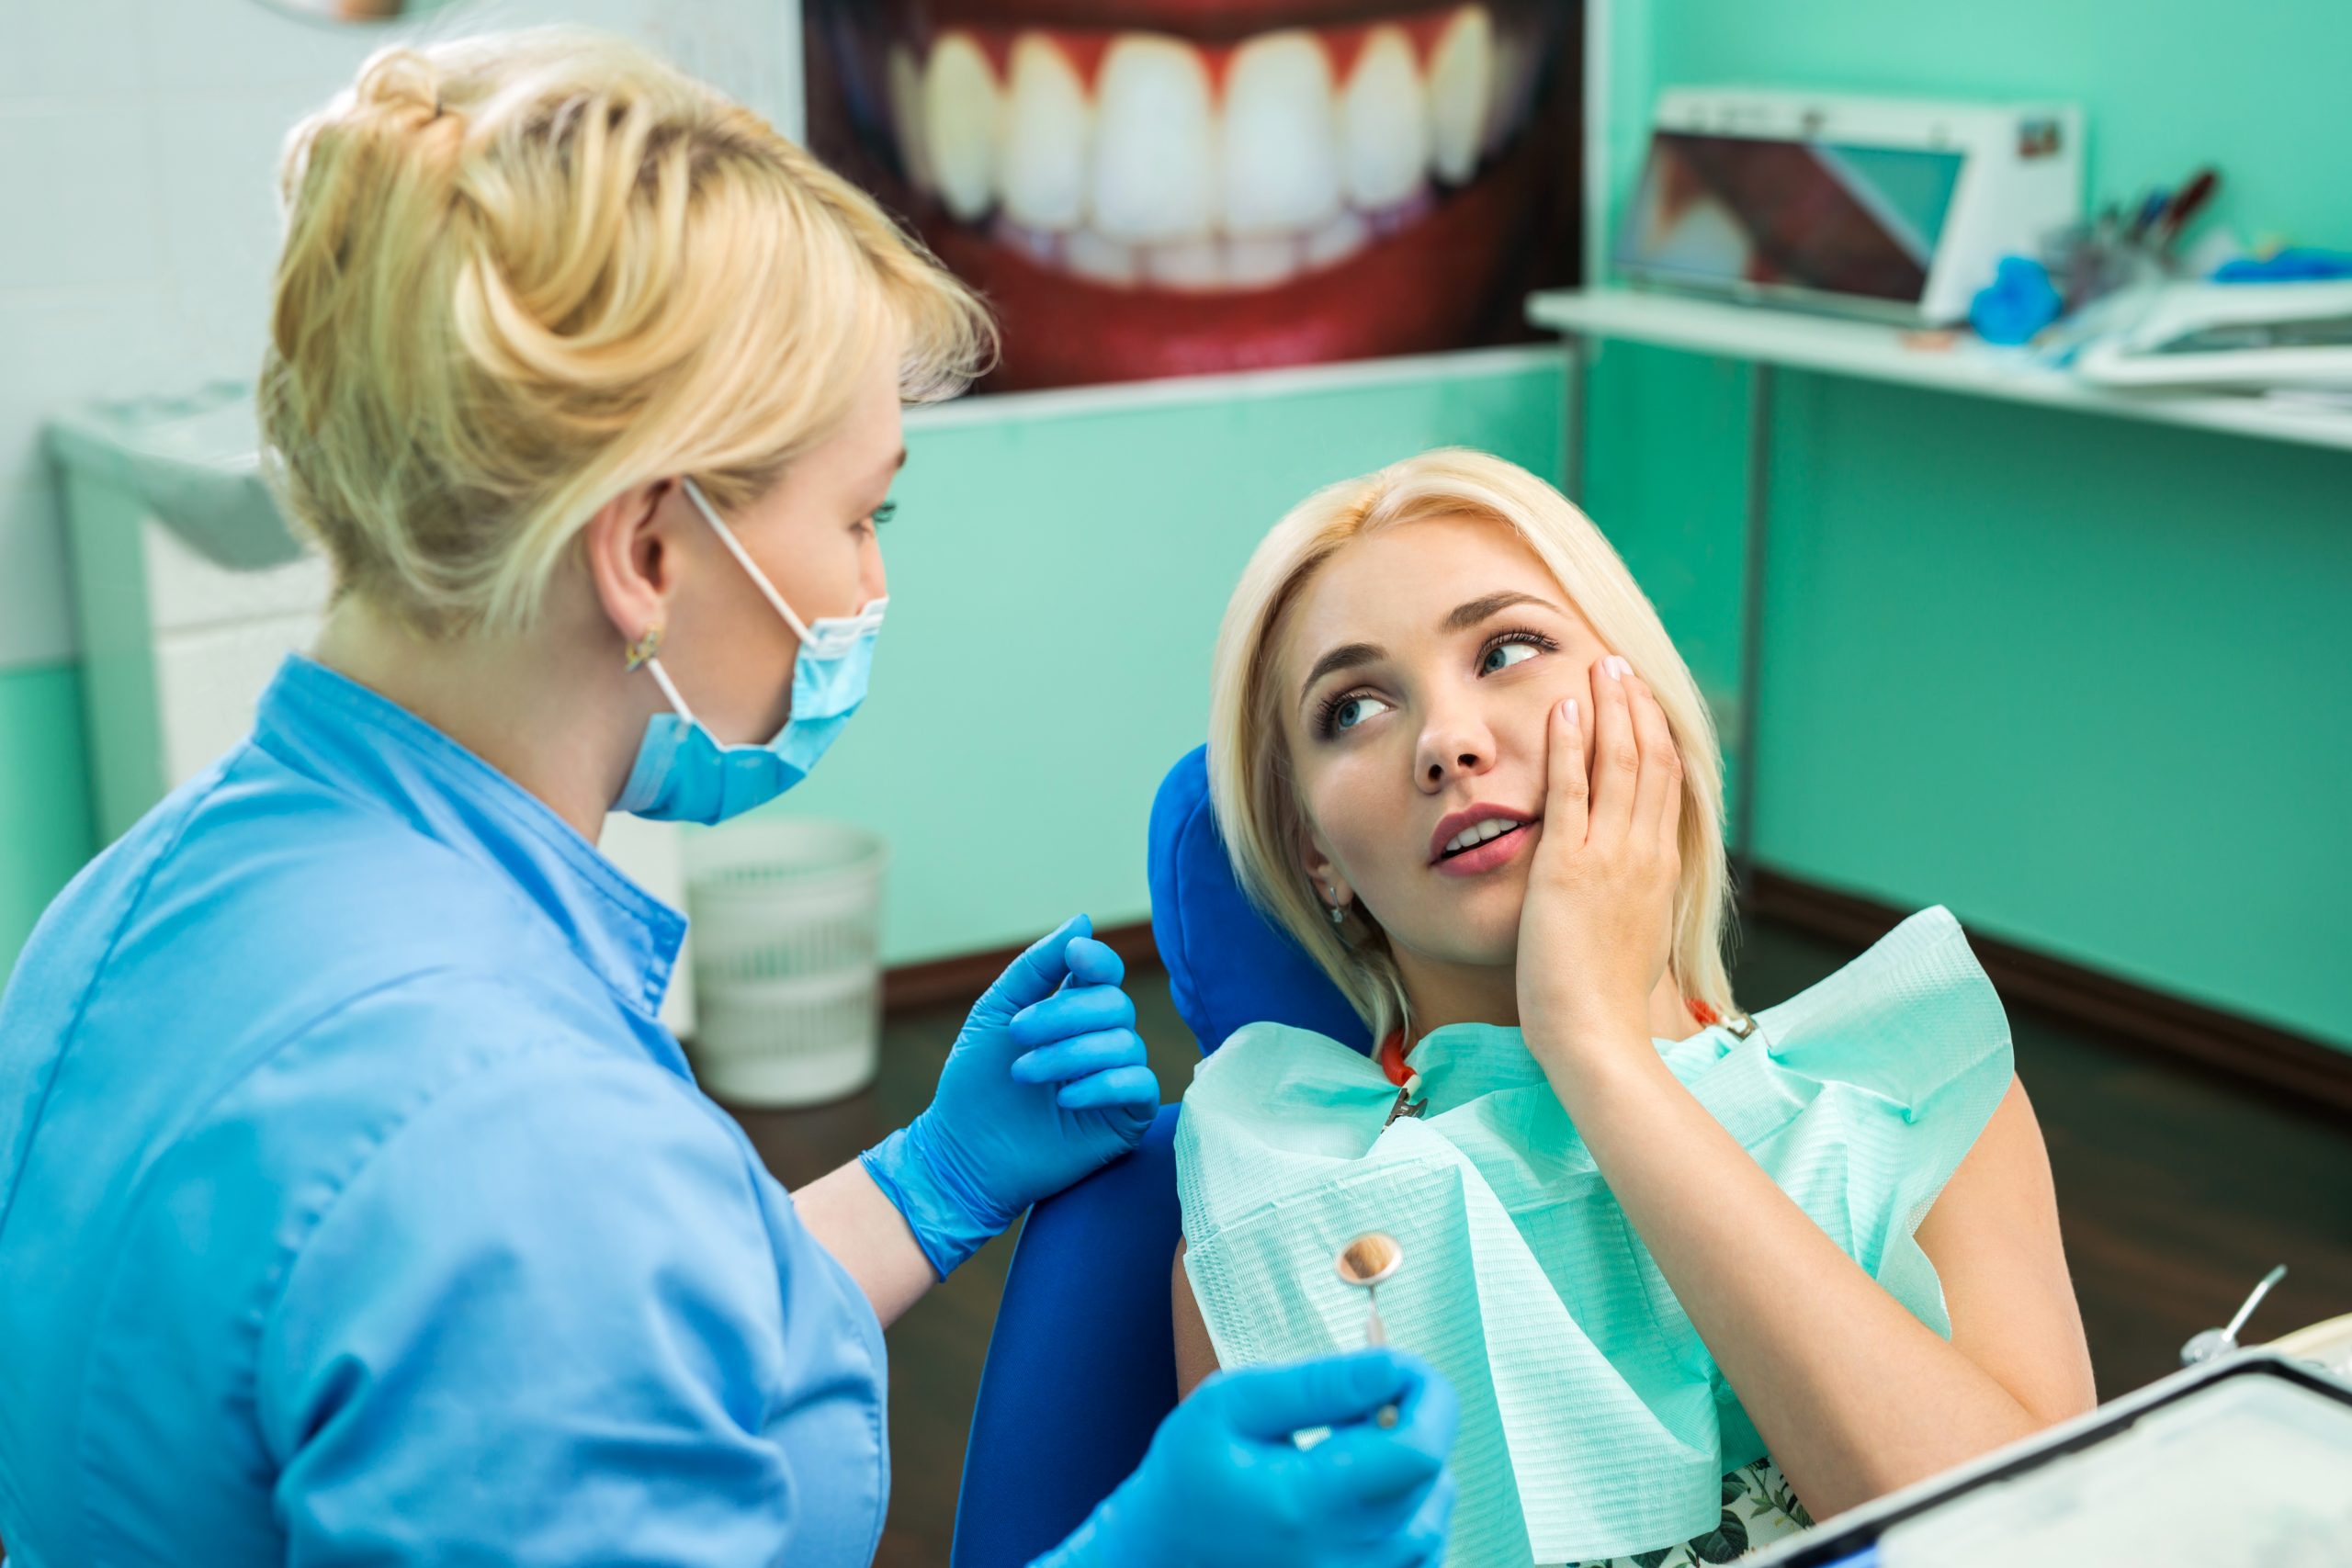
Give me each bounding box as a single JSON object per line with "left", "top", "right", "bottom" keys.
{"left": 2181, "top": 1264, "right": 2288, "bottom": 1367}
{"left": 1338, "top": 1234, "right": 1406, "bottom": 1427}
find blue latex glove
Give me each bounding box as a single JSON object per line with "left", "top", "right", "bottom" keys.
{"left": 1971, "top": 254, "right": 2064, "bottom": 345}
{"left": 1033, "top": 1349, "right": 1460, "bottom": 1568}
{"left": 862, "top": 914, "right": 1159, "bottom": 1277}
{"left": 2212, "top": 246, "right": 2352, "bottom": 282}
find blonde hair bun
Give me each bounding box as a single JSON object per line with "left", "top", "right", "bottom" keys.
{"left": 350, "top": 46, "right": 445, "bottom": 121}
{"left": 263, "top": 28, "right": 992, "bottom": 635}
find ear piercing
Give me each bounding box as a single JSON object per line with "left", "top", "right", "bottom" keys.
{"left": 624, "top": 623, "right": 664, "bottom": 671}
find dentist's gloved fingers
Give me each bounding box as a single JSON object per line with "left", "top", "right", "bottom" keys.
{"left": 1371, "top": 1355, "right": 1459, "bottom": 1461}
{"left": 1292, "top": 1368, "right": 1457, "bottom": 1524}
{"left": 1009, "top": 983, "right": 1137, "bottom": 1048}
{"left": 974, "top": 914, "right": 1091, "bottom": 1022}
{"left": 1328, "top": 1347, "right": 1455, "bottom": 1459}
{"left": 1010, "top": 1028, "right": 1147, "bottom": 1086}
{"left": 1208, "top": 1349, "right": 1429, "bottom": 1441}
{"left": 1338, "top": 1467, "right": 1457, "bottom": 1568}
{"left": 1062, "top": 935, "right": 1125, "bottom": 988}
{"left": 1371, "top": 1469, "right": 1457, "bottom": 1568}
{"left": 1052, "top": 1063, "right": 1159, "bottom": 1111}
{"left": 1290, "top": 1444, "right": 1443, "bottom": 1545}
{"left": 1413, "top": 1466, "right": 1460, "bottom": 1540}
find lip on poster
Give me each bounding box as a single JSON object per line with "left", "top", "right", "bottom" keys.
{"left": 800, "top": 0, "right": 1586, "bottom": 395}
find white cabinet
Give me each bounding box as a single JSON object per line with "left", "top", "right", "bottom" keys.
{"left": 142, "top": 520, "right": 334, "bottom": 786}
{"left": 51, "top": 388, "right": 696, "bottom": 1037}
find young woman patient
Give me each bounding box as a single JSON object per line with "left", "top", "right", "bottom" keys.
{"left": 1170, "top": 450, "right": 2096, "bottom": 1567}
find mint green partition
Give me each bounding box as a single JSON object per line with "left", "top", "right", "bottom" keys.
{"left": 1579, "top": 0, "right": 2352, "bottom": 1049}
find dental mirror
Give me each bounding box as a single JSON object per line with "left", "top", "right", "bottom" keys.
{"left": 250, "top": 0, "right": 468, "bottom": 27}
{"left": 2181, "top": 1263, "right": 2288, "bottom": 1367}
{"left": 1337, "top": 1232, "right": 1405, "bottom": 1427}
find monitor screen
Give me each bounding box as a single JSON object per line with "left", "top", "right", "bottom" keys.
{"left": 1616, "top": 130, "right": 1965, "bottom": 305}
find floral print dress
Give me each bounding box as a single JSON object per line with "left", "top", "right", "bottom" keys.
{"left": 1566, "top": 1458, "right": 1815, "bottom": 1567}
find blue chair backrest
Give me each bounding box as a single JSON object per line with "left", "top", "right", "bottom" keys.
{"left": 948, "top": 1102, "right": 1184, "bottom": 1568}
{"left": 949, "top": 747, "right": 1367, "bottom": 1568}
{"left": 1144, "top": 744, "right": 1370, "bottom": 1056}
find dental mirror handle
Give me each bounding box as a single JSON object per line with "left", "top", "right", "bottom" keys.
{"left": 2182, "top": 1263, "right": 2290, "bottom": 1366}
{"left": 1364, "top": 1296, "right": 1398, "bottom": 1427}
{"left": 2225, "top": 1264, "right": 2288, "bottom": 1341}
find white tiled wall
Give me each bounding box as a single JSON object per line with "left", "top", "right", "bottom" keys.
{"left": 0, "top": 0, "right": 799, "bottom": 671}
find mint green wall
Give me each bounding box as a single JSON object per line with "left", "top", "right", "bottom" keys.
{"left": 0, "top": 664, "right": 96, "bottom": 965}
{"left": 1585, "top": 0, "right": 2352, "bottom": 1047}
{"left": 781, "top": 356, "right": 1566, "bottom": 967}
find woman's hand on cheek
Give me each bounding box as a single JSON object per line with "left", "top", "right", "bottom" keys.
{"left": 1515, "top": 656, "right": 1683, "bottom": 1070}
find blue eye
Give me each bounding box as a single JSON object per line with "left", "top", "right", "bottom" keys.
{"left": 1317, "top": 690, "right": 1393, "bottom": 737}
{"left": 1481, "top": 637, "right": 1543, "bottom": 674}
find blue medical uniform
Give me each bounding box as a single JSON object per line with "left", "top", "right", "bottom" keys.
{"left": 0, "top": 655, "right": 889, "bottom": 1564}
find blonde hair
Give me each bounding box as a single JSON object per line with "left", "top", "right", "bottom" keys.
{"left": 261, "top": 28, "right": 993, "bottom": 635}
{"left": 1207, "top": 449, "right": 1736, "bottom": 1041}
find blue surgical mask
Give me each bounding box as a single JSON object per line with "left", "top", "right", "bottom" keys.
{"left": 615, "top": 479, "right": 887, "bottom": 825}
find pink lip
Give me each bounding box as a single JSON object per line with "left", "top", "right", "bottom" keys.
{"left": 1427, "top": 804, "right": 1537, "bottom": 866}
{"left": 1431, "top": 820, "right": 1536, "bottom": 877}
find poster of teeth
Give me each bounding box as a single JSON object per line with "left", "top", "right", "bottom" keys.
{"left": 802, "top": 2, "right": 1584, "bottom": 392}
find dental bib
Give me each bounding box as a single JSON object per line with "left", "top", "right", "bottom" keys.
{"left": 1176, "top": 907, "right": 2012, "bottom": 1567}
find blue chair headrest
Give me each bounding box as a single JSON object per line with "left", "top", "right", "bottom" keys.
{"left": 1147, "top": 746, "right": 1370, "bottom": 1057}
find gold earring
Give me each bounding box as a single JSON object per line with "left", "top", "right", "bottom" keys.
{"left": 624, "top": 623, "right": 664, "bottom": 671}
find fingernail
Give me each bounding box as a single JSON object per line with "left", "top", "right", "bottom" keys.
{"left": 1561, "top": 698, "right": 1578, "bottom": 727}
{"left": 1605, "top": 655, "right": 1630, "bottom": 681}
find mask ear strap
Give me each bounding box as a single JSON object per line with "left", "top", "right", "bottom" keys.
{"left": 640, "top": 655, "right": 696, "bottom": 726}
{"left": 681, "top": 478, "right": 819, "bottom": 644}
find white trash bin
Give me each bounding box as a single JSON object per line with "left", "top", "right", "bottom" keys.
{"left": 683, "top": 818, "right": 888, "bottom": 1108}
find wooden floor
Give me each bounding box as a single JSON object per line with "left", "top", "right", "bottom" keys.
{"left": 722, "top": 917, "right": 2352, "bottom": 1567}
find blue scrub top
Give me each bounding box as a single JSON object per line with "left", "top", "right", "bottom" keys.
{"left": 0, "top": 655, "right": 890, "bottom": 1565}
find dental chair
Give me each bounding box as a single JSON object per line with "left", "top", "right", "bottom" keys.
{"left": 949, "top": 747, "right": 1370, "bottom": 1568}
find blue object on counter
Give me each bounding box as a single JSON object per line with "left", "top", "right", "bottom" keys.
{"left": 1971, "top": 256, "right": 2064, "bottom": 345}
{"left": 2211, "top": 247, "right": 2352, "bottom": 282}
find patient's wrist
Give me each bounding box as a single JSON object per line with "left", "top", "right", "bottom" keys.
{"left": 1526, "top": 1019, "right": 1673, "bottom": 1108}
{"left": 1522, "top": 998, "right": 1648, "bottom": 1057}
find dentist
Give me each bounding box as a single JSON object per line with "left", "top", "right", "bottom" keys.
{"left": 0, "top": 29, "right": 1455, "bottom": 1568}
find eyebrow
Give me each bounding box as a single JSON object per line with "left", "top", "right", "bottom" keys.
{"left": 1296, "top": 592, "right": 1566, "bottom": 708}
{"left": 1442, "top": 590, "right": 1558, "bottom": 631}
{"left": 857, "top": 449, "right": 908, "bottom": 502}
{"left": 1299, "top": 641, "right": 1385, "bottom": 701}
